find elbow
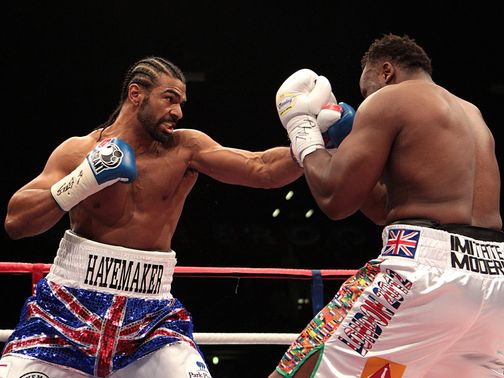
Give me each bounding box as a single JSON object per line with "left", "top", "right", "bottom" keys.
{"left": 315, "top": 189, "right": 367, "bottom": 220}
{"left": 317, "top": 198, "right": 357, "bottom": 221}
{"left": 366, "top": 213, "right": 387, "bottom": 226}
{"left": 5, "top": 216, "right": 27, "bottom": 240}
{"left": 323, "top": 208, "right": 356, "bottom": 221}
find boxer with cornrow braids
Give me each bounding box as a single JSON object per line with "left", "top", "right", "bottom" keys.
{"left": 98, "top": 56, "right": 186, "bottom": 134}
{"left": 2, "top": 55, "right": 320, "bottom": 377}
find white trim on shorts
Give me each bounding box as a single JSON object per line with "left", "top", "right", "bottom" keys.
{"left": 45, "top": 230, "right": 177, "bottom": 299}
{"left": 382, "top": 224, "right": 504, "bottom": 277}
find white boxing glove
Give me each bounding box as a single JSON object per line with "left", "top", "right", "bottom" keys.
{"left": 276, "top": 69, "right": 332, "bottom": 166}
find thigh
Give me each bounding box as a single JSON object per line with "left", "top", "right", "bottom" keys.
{"left": 0, "top": 355, "right": 90, "bottom": 378}
{"left": 111, "top": 342, "right": 212, "bottom": 378}
{"left": 316, "top": 263, "right": 483, "bottom": 377}
{"left": 426, "top": 354, "right": 504, "bottom": 378}
{"left": 426, "top": 278, "right": 504, "bottom": 378}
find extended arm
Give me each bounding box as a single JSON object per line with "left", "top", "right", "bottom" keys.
{"left": 187, "top": 130, "right": 303, "bottom": 188}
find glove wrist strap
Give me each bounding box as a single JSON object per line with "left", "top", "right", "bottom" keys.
{"left": 50, "top": 160, "right": 101, "bottom": 211}
{"left": 287, "top": 115, "right": 324, "bottom": 167}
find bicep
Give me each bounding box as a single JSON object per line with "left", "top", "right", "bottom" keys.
{"left": 186, "top": 129, "right": 300, "bottom": 187}
{"left": 187, "top": 130, "right": 279, "bottom": 186}
{"left": 334, "top": 121, "right": 392, "bottom": 192}
{"left": 17, "top": 139, "right": 84, "bottom": 192}
{"left": 307, "top": 100, "right": 397, "bottom": 218}
{"left": 324, "top": 138, "right": 388, "bottom": 215}
{"left": 343, "top": 93, "right": 400, "bottom": 176}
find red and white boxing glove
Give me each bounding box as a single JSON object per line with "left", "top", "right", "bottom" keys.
{"left": 317, "top": 94, "right": 356, "bottom": 149}
{"left": 317, "top": 93, "right": 342, "bottom": 135}
{"left": 276, "top": 69, "right": 332, "bottom": 166}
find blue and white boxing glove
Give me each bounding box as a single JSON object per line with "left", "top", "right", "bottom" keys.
{"left": 50, "top": 137, "right": 137, "bottom": 211}
{"left": 276, "top": 68, "right": 332, "bottom": 166}
{"left": 317, "top": 100, "right": 356, "bottom": 149}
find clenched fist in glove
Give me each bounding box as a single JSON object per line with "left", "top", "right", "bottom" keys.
{"left": 317, "top": 100, "right": 356, "bottom": 149}
{"left": 50, "top": 138, "right": 136, "bottom": 211}
{"left": 276, "top": 69, "right": 332, "bottom": 166}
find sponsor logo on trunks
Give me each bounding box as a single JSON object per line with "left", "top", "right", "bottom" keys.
{"left": 450, "top": 235, "right": 504, "bottom": 275}
{"left": 338, "top": 269, "right": 413, "bottom": 356}
{"left": 360, "top": 357, "right": 406, "bottom": 377}
{"left": 20, "top": 373, "right": 50, "bottom": 378}
{"left": 382, "top": 229, "right": 419, "bottom": 258}
{"left": 84, "top": 254, "right": 164, "bottom": 294}
{"left": 187, "top": 360, "right": 211, "bottom": 378}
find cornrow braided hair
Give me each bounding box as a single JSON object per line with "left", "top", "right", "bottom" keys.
{"left": 96, "top": 56, "right": 185, "bottom": 136}
{"left": 361, "top": 33, "right": 432, "bottom": 75}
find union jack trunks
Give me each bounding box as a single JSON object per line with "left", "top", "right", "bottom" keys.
{"left": 1, "top": 230, "right": 205, "bottom": 377}
{"left": 275, "top": 224, "right": 504, "bottom": 377}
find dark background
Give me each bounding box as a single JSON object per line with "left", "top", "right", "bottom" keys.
{"left": 1, "top": 2, "right": 503, "bottom": 376}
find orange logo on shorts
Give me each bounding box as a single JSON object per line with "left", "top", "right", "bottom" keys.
{"left": 360, "top": 357, "right": 406, "bottom": 377}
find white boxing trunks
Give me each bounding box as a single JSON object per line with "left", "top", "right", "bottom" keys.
{"left": 0, "top": 230, "right": 212, "bottom": 378}
{"left": 275, "top": 223, "right": 504, "bottom": 377}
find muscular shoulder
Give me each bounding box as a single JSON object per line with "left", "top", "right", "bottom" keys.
{"left": 173, "top": 128, "right": 207, "bottom": 140}
{"left": 58, "top": 134, "right": 97, "bottom": 153}
{"left": 49, "top": 132, "right": 102, "bottom": 169}
{"left": 172, "top": 128, "right": 221, "bottom": 151}
{"left": 355, "top": 84, "right": 405, "bottom": 130}
{"left": 457, "top": 96, "right": 483, "bottom": 118}
{"left": 359, "top": 81, "right": 448, "bottom": 125}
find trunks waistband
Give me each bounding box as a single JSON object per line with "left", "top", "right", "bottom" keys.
{"left": 46, "top": 230, "right": 177, "bottom": 299}
{"left": 382, "top": 223, "right": 504, "bottom": 275}
{"left": 390, "top": 218, "right": 504, "bottom": 242}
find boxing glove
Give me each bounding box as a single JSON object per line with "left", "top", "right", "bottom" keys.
{"left": 317, "top": 102, "right": 356, "bottom": 149}
{"left": 51, "top": 137, "right": 137, "bottom": 211}
{"left": 316, "top": 92, "right": 341, "bottom": 132}
{"left": 276, "top": 69, "right": 332, "bottom": 166}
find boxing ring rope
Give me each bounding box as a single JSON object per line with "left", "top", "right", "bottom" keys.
{"left": 0, "top": 262, "right": 356, "bottom": 345}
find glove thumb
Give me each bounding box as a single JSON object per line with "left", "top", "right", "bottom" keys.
{"left": 306, "top": 75, "right": 332, "bottom": 114}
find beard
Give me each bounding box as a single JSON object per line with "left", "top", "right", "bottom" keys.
{"left": 137, "top": 96, "right": 174, "bottom": 143}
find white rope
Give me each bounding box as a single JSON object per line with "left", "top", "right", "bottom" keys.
{"left": 194, "top": 332, "right": 298, "bottom": 345}
{"left": 0, "top": 329, "right": 297, "bottom": 345}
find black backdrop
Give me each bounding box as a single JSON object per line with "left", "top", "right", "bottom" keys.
{"left": 1, "top": 2, "right": 503, "bottom": 376}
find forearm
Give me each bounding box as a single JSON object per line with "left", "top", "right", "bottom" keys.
{"left": 261, "top": 147, "right": 303, "bottom": 187}
{"left": 5, "top": 189, "right": 65, "bottom": 239}
{"left": 360, "top": 182, "right": 388, "bottom": 225}
{"left": 192, "top": 145, "right": 302, "bottom": 188}
{"left": 302, "top": 149, "right": 340, "bottom": 213}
